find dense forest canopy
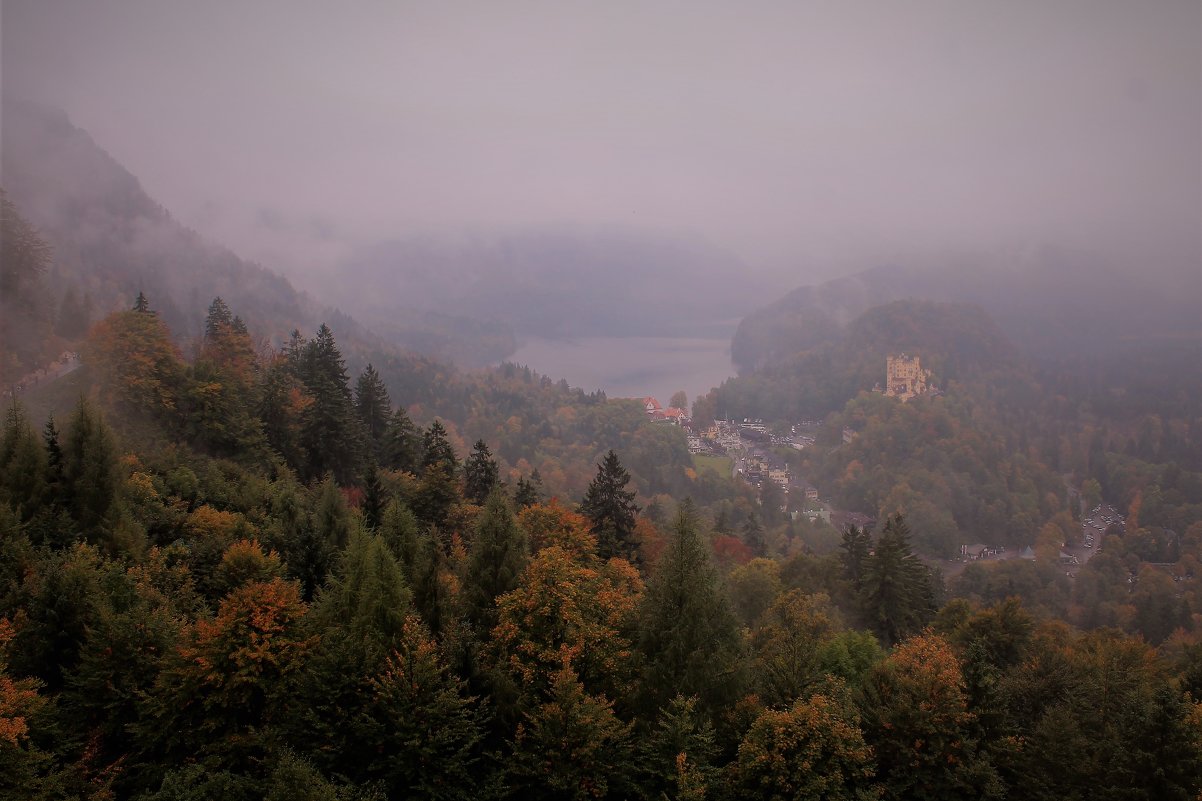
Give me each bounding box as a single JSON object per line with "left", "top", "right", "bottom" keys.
{"left": 1, "top": 182, "right": 1200, "bottom": 798}
{"left": 0, "top": 47, "right": 1198, "bottom": 797}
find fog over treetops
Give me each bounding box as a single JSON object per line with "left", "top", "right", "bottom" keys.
{"left": 3, "top": 1, "right": 1199, "bottom": 347}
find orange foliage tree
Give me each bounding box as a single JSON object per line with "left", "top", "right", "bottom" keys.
{"left": 85, "top": 305, "right": 184, "bottom": 415}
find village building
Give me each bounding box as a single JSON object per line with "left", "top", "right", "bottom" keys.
{"left": 962, "top": 543, "right": 988, "bottom": 560}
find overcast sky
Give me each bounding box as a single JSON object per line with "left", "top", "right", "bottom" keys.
{"left": 3, "top": 0, "right": 1199, "bottom": 284}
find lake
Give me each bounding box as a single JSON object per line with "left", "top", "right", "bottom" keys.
{"left": 507, "top": 335, "right": 736, "bottom": 409}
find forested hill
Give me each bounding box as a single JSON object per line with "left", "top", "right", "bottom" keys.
{"left": 731, "top": 250, "right": 1201, "bottom": 373}
{"left": 709, "top": 298, "right": 1021, "bottom": 424}
{"left": 0, "top": 99, "right": 331, "bottom": 348}
{"left": 0, "top": 100, "right": 515, "bottom": 368}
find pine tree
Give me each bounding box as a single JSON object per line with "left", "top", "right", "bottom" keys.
{"left": 637, "top": 502, "right": 743, "bottom": 718}
{"left": 463, "top": 439, "right": 499, "bottom": 505}
{"left": 378, "top": 499, "right": 421, "bottom": 582}
{"left": 514, "top": 475, "right": 542, "bottom": 509}
{"left": 363, "top": 615, "right": 486, "bottom": 799}
{"left": 840, "top": 525, "right": 872, "bottom": 590}
{"left": 354, "top": 364, "right": 391, "bottom": 458}
{"left": 360, "top": 462, "right": 385, "bottom": 530}
{"left": 311, "top": 528, "right": 411, "bottom": 651}
{"left": 580, "top": 450, "right": 640, "bottom": 562}
{"left": 204, "top": 297, "right": 233, "bottom": 340}
{"left": 508, "top": 662, "right": 632, "bottom": 801}
{"left": 61, "top": 397, "right": 119, "bottom": 546}
{"left": 0, "top": 401, "right": 47, "bottom": 521}
{"left": 412, "top": 463, "right": 458, "bottom": 532}
{"left": 381, "top": 407, "right": 422, "bottom": 473}
{"left": 635, "top": 695, "right": 719, "bottom": 801}
{"left": 257, "top": 355, "right": 308, "bottom": 469}
{"left": 412, "top": 532, "right": 451, "bottom": 638}
{"left": 421, "top": 419, "right": 458, "bottom": 474}
{"left": 42, "top": 415, "right": 63, "bottom": 491}
{"left": 464, "top": 488, "right": 527, "bottom": 634}
{"left": 297, "top": 324, "right": 361, "bottom": 482}
{"left": 741, "top": 511, "right": 766, "bottom": 558}
{"left": 133, "top": 290, "right": 151, "bottom": 313}
{"left": 860, "top": 514, "right": 934, "bottom": 645}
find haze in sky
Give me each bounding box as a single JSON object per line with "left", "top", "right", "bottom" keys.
{"left": 3, "top": 0, "right": 1199, "bottom": 286}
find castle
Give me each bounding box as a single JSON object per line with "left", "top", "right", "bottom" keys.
{"left": 885, "top": 353, "right": 932, "bottom": 401}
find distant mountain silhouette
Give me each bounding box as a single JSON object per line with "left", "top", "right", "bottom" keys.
{"left": 324, "top": 226, "right": 769, "bottom": 341}
{"left": 732, "top": 249, "right": 1200, "bottom": 373}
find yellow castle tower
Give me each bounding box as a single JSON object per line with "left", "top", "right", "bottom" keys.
{"left": 885, "top": 353, "right": 931, "bottom": 401}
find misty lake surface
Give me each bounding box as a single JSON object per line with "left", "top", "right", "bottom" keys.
{"left": 507, "top": 335, "right": 735, "bottom": 408}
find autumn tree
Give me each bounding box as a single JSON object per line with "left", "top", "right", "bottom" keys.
{"left": 580, "top": 450, "right": 640, "bottom": 562}
{"left": 134, "top": 578, "right": 314, "bottom": 787}
{"left": 749, "top": 589, "right": 841, "bottom": 707}
{"left": 0, "top": 617, "right": 49, "bottom": 797}
{"left": 734, "top": 689, "right": 879, "bottom": 801}
{"left": 183, "top": 298, "right": 262, "bottom": 457}
{"left": 858, "top": 632, "right": 999, "bottom": 800}
{"left": 492, "top": 543, "right": 643, "bottom": 708}
{"left": 86, "top": 297, "right": 185, "bottom": 416}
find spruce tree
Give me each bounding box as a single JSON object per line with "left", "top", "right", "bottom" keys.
{"left": 42, "top": 415, "right": 63, "bottom": 498}
{"left": 637, "top": 502, "right": 743, "bottom": 718}
{"left": 354, "top": 363, "right": 392, "bottom": 458}
{"left": 514, "top": 475, "right": 542, "bottom": 509}
{"left": 204, "top": 297, "right": 233, "bottom": 340}
{"left": 421, "top": 419, "right": 458, "bottom": 473}
{"left": 363, "top": 615, "right": 487, "bottom": 798}
{"left": 412, "top": 463, "right": 458, "bottom": 532}
{"left": 133, "top": 290, "right": 151, "bottom": 313}
{"left": 296, "top": 324, "right": 361, "bottom": 482}
{"left": 463, "top": 439, "right": 499, "bottom": 505}
{"left": 860, "top": 514, "right": 934, "bottom": 645}
{"left": 464, "top": 488, "right": 527, "bottom": 634}
{"left": 378, "top": 499, "right": 421, "bottom": 580}
{"left": 741, "top": 511, "right": 767, "bottom": 558}
{"left": 360, "top": 462, "right": 385, "bottom": 530}
{"left": 0, "top": 401, "right": 47, "bottom": 521}
{"left": 382, "top": 406, "right": 422, "bottom": 473}
{"left": 580, "top": 450, "right": 640, "bottom": 562}
{"left": 61, "top": 397, "right": 119, "bottom": 546}
{"left": 840, "top": 525, "right": 872, "bottom": 590}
